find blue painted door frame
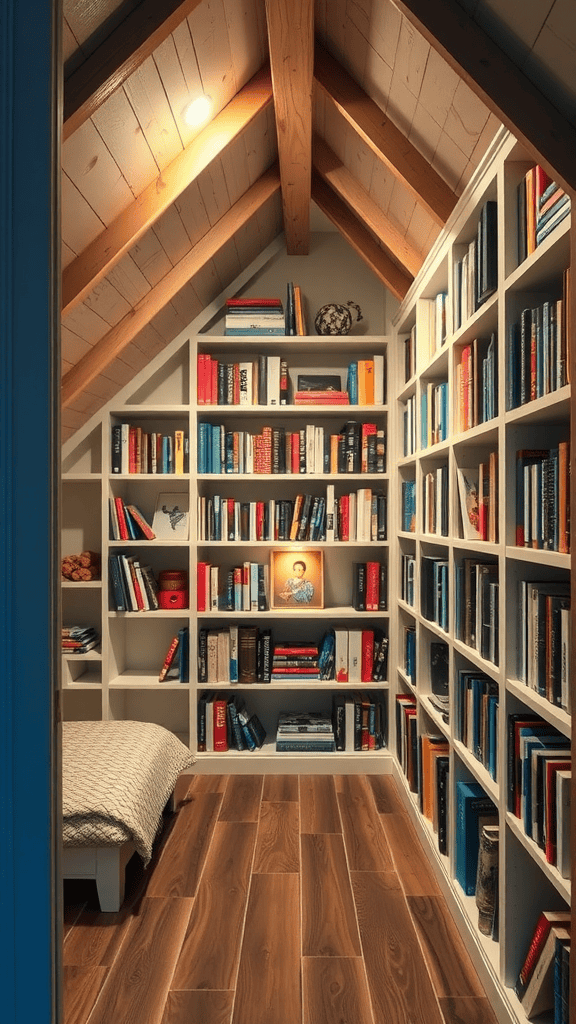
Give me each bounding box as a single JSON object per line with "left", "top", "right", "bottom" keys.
{"left": 0, "top": 1, "right": 60, "bottom": 1021}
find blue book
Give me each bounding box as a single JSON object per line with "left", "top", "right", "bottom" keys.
{"left": 346, "top": 361, "right": 358, "bottom": 404}
{"left": 487, "top": 694, "right": 498, "bottom": 780}
{"left": 520, "top": 732, "right": 569, "bottom": 835}
{"left": 455, "top": 781, "right": 497, "bottom": 895}
{"left": 211, "top": 424, "right": 222, "bottom": 473}
{"left": 420, "top": 391, "right": 428, "bottom": 449}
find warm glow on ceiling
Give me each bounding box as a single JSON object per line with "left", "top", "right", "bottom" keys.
{"left": 184, "top": 94, "right": 212, "bottom": 127}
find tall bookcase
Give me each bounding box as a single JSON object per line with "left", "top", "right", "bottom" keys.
{"left": 389, "top": 126, "right": 572, "bottom": 1023}
{"left": 61, "top": 125, "right": 572, "bottom": 1023}
{"left": 61, "top": 335, "right": 391, "bottom": 772}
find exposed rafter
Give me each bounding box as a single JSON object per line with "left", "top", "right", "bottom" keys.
{"left": 312, "top": 173, "right": 412, "bottom": 301}
{"left": 314, "top": 41, "right": 457, "bottom": 226}
{"left": 265, "top": 0, "right": 313, "bottom": 254}
{"left": 62, "top": 65, "right": 273, "bottom": 315}
{"left": 394, "top": 0, "right": 576, "bottom": 195}
{"left": 61, "top": 165, "right": 282, "bottom": 407}
{"left": 63, "top": 0, "right": 203, "bottom": 141}
{"left": 313, "top": 135, "right": 422, "bottom": 280}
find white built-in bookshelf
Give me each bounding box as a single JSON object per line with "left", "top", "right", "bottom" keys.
{"left": 61, "top": 126, "right": 572, "bottom": 1024}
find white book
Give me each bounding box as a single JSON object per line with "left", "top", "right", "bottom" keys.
{"left": 250, "top": 562, "right": 259, "bottom": 611}
{"left": 325, "top": 484, "right": 335, "bottom": 542}
{"left": 306, "top": 423, "right": 315, "bottom": 473}
{"left": 556, "top": 768, "right": 571, "bottom": 878}
{"left": 267, "top": 355, "right": 281, "bottom": 406}
{"left": 217, "top": 630, "right": 230, "bottom": 682}
{"left": 249, "top": 502, "right": 257, "bottom": 541}
{"left": 238, "top": 362, "right": 252, "bottom": 405}
{"left": 267, "top": 499, "right": 275, "bottom": 541}
{"left": 560, "top": 606, "right": 571, "bottom": 712}
{"left": 334, "top": 628, "right": 349, "bottom": 682}
{"left": 348, "top": 629, "right": 363, "bottom": 683}
{"left": 348, "top": 492, "right": 357, "bottom": 542}
{"left": 120, "top": 423, "right": 130, "bottom": 474}
{"left": 243, "top": 561, "right": 251, "bottom": 611}
{"left": 229, "top": 625, "right": 239, "bottom": 683}
{"left": 205, "top": 694, "right": 215, "bottom": 751}
{"left": 373, "top": 353, "right": 384, "bottom": 405}
{"left": 344, "top": 696, "right": 356, "bottom": 752}
{"left": 210, "top": 565, "right": 220, "bottom": 610}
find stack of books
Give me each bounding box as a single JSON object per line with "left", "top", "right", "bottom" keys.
{"left": 514, "top": 909, "right": 571, "bottom": 1022}
{"left": 518, "top": 164, "right": 571, "bottom": 257}
{"left": 197, "top": 692, "right": 266, "bottom": 752}
{"left": 61, "top": 625, "right": 100, "bottom": 654}
{"left": 224, "top": 296, "right": 285, "bottom": 335}
{"left": 276, "top": 711, "right": 335, "bottom": 752}
{"left": 271, "top": 642, "right": 320, "bottom": 682}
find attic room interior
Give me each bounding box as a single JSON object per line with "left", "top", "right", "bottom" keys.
{"left": 2, "top": 1, "right": 576, "bottom": 1023}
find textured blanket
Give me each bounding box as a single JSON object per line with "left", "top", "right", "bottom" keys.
{"left": 62, "top": 720, "right": 195, "bottom": 864}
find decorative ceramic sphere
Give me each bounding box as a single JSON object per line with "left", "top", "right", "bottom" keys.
{"left": 314, "top": 300, "right": 363, "bottom": 335}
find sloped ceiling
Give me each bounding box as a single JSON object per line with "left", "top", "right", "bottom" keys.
{"left": 60, "top": 0, "right": 576, "bottom": 443}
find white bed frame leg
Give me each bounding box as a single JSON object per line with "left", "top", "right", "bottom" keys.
{"left": 95, "top": 848, "right": 124, "bottom": 912}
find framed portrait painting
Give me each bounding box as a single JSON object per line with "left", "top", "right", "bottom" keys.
{"left": 269, "top": 549, "right": 324, "bottom": 609}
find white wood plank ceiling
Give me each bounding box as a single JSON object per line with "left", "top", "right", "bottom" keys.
{"left": 60, "top": 0, "right": 576, "bottom": 441}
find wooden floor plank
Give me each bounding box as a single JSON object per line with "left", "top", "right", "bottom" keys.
{"left": 218, "top": 774, "right": 263, "bottom": 821}
{"left": 171, "top": 821, "right": 257, "bottom": 991}
{"left": 187, "top": 773, "right": 228, "bottom": 794}
{"left": 263, "top": 773, "right": 299, "bottom": 801}
{"left": 367, "top": 773, "right": 410, "bottom": 814}
{"left": 161, "top": 989, "right": 234, "bottom": 1024}
{"left": 299, "top": 774, "right": 342, "bottom": 833}
{"left": 146, "top": 791, "right": 222, "bottom": 897}
{"left": 380, "top": 812, "right": 442, "bottom": 896}
{"left": 232, "top": 873, "right": 301, "bottom": 1024}
{"left": 62, "top": 966, "right": 107, "bottom": 1024}
{"left": 301, "top": 833, "right": 362, "bottom": 957}
{"left": 62, "top": 901, "right": 134, "bottom": 968}
{"left": 85, "top": 896, "right": 193, "bottom": 1024}
{"left": 407, "top": 895, "right": 487, "bottom": 999}
{"left": 337, "top": 774, "right": 395, "bottom": 871}
{"left": 253, "top": 799, "right": 300, "bottom": 873}
{"left": 439, "top": 995, "right": 500, "bottom": 1024}
{"left": 352, "top": 870, "right": 445, "bottom": 1024}
{"left": 303, "top": 957, "right": 374, "bottom": 1024}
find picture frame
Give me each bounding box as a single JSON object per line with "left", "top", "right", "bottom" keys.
{"left": 269, "top": 548, "right": 324, "bottom": 609}
{"left": 152, "top": 492, "right": 190, "bottom": 540}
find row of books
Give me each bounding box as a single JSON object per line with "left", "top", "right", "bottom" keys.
{"left": 108, "top": 553, "right": 159, "bottom": 612}
{"left": 197, "top": 353, "right": 289, "bottom": 406}
{"left": 455, "top": 557, "right": 499, "bottom": 665}
{"left": 508, "top": 714, "right": 571, "bottom": 877}
{"left": 352, "top": 561, "right": 387, "bottom": 612}
{"left": 422, "top": 465, "right": 449, "bottom": 537}
{"left": 453, "top": 200, "right": 498, "bottom": 331}
{"left": 197, "top": 420, "right": 386, "bottom": 475}
{"left": 403, "top": 394, "right": 417, "bottom": 456}
{"left": 198, "top": 625, "right": 272, "bottom": 684}
{"left": 403, "top": 292, "right": 449, "bottom": 382}
{"left": 455, "top": 334, "right": 497, "bottom": 431}
{"left": 420, "top": 379, "right": 448, "bottom": 447}
{"left": 514, "top": 908, "right": 571, "bottom": 1023}
{"left": 109, "top": 496, "right": 156, "bottom": 541}
{"left": 457, "top": 457, "right": 498, "bottom": 543}
{"left": 196, "top": 487, "right": 387, "bottom": 544}
{"left": 61, "top": 624, "right": 100, "bottom": 654}
{"left": 404, "top": 626, "right": 416, "bottom": 683}
{"left": 518, "top": 579, "right": 571, "bottom": 711}
{"left": 420, "top": 555, "right": 449, "bottom": 632}
{"left": 507, "top": 292, "right": 568, "bottom": 409}
{"left": 400, "top": 553, "right": 415, "bottom": 607}
{"left": 332, "top": 627, "right": 389, "bottom": 683}
{"left": 111, "top": 424, "right": 187, "bottom": 474}
{"left": 158, "top": 626, "right": 189, "bottom": 682}
{"left": 197, "top": 561, "right": 268, "bottom": 613}
{"left": 455, "top": 781, "right": 498, "bottom": 897}
{"left": 456, "top": 670, "right": 498, "bottom": 781}
{"left": 401, "top": 479, "right": 416, "bottom": 532}
{"left": 197, "top": 691, "right": 266, "bottom": 751}
{"left": 331, "top": 692, "right": 388, "bottom": 751}
{"left": 516, "top": 445, "right": 570, "bottom": 553}
{"left": 518, "top": 163, "right": 571, "bottom": 259}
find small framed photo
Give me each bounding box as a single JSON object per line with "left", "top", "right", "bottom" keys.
{"left": 152, "top": 492, "right": 190, "bottom": 540}
{"left": 269, "top": 549, "right": 324, "bottom": 609}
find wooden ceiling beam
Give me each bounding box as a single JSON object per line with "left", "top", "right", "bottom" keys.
{"left": 61, "top": 165, "right": 282, "bottom": 407}
{"left": 313, "top": 134, "right": 422, "bottom": 279}
{"left": 311, "top": 173, "right": 412, "bottom": 301}
{"left": 394, "top": 0, "right": 576, "bottom": 195}
{"left": 265, "top": 0, "right": 313, "bottom": 254}
{"left": 62, "top": 65, "right": 273, "bottom": 316}
{"left": 314, "top": 41, "right": 457, "bottom": 226}
{"left": 63, "top": 0, "right": 204, "bottom": 141}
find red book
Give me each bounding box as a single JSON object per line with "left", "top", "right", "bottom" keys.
{"left": 256, "top": 501, "right": 265, "bottom": 540}
{"left": 196, "top": 562, "right": 210, "bottom": 612}
{"left": 210, "top": 358, "right": 218, "bottom": 404}
{"left": 515, "top": 910, "right": 571, "bottom": 999}
{"left": 233, "top": 363, "right": 240, "bottom": 405}
{"left": 544, "top": 758, "right": 571, "bottom": 864}
{"left": 158, "top": 634, "right": 179, "bottom": 681}
{"left": 273, "top": 646, "right": 318, "bottom": 656}
{"left": 226, "top": 297, "right": 282, "bottom": 307}
{"left": 366, "top": 561, "right": 380, "bottom": 611}
{"left": 339, "top": 494, "right": 350, "bottom": 541}
{"left": 272, "top": 666, "right": 319, "bottom": 675}
{"left": 361, "top": 423, "right": 377, "bottom": 472}
{"left": 114, "top": 497, "right": 130, "bottom": 540}
{"left": 197, "top": 353, "right": 207, "bottom": 404}
{"left": 290, "top": 433, "right": 300, "bottom": 474}
{"left": 361, "top": 630, "right": 374, "bottom": 682}
{"left": 213, "top": 695, "right": 229, "bottom": 751}
{"left": 125, "top": 504, "right": 156, "bottom": 540}
{"left": 128, "top": 426, "right": 138, "bottom": 473}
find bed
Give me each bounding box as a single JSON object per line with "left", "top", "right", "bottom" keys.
{"left": 61, "top": 720, "right": 195, "bottom": 911}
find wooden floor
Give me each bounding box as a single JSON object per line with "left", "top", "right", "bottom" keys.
{"left": 62, "top": 773, "right": 502, "bottom": 1024}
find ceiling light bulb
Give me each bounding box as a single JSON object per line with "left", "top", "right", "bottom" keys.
{"left": 184, "top": 94, "right": 212, "bottom": 127}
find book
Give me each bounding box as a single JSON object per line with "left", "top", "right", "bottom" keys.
{"left": 152, "top": 492, "right": 190, "bottom": 539}
{"left": 457, "top": 465, "right": 481, "bottom": 540}
{"left": 159, "top": 634, "right": 180, "bottom": 681}
{"left": 515, "top": 909, "right": 571, "bottom": 1000}
{"left": 475, "top": 823, "right": 499, "bottom": 937}
{"left": 455, "top": 780, "right": 497, "bottom": 896}
{"left": 521, "top": 925, "right": 571, "bottom": 1018}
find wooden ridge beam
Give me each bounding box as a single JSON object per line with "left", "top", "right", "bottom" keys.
{"left": 314, "top": 40, "right": 457, "bottom": 226}
{"left": 394, "top": 0, "right": 576, "bottom": 195}
{"left": 62, "top": 65, "right": 273, "bottom": 316}
{"left": 265, "top": 0, "right": 313, "bottom": 254}
{"left": 61, "top": 165, "right": 281, "bottom": 407}
{"left": 311, "top": 172, "right": 412, "bottom": 300}
{"left": 63, "top": 0, "right": 203, "bottom": 141}
{"left": 313, "top": 134, "right": 422, "bottom": 279}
